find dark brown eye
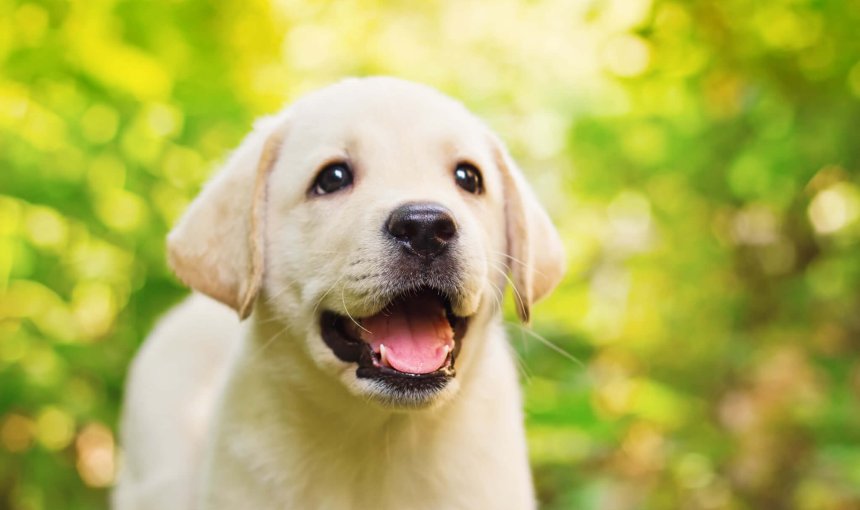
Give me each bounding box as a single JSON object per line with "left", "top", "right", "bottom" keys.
{"left": 454, "top": 163, "right": 483, "bottom": 194}
{"left": 312, "top": 162, "right": 353, "bottom": 195}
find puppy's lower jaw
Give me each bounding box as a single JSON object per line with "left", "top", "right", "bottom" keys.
{"left": 320, "top": 287, "right": 469, "bottom": 404}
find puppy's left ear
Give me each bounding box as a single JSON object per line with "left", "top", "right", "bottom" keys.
{"left": 492, "top": 137, "right": 566, "bottom": 324}
{"left": 166, "top": 116, "right": 289, "bottom": 319}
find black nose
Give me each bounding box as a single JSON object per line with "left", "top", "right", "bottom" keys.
{"left": 386, "top": 202, "right": 458, "bottom": 259}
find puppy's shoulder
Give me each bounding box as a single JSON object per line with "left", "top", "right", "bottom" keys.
{"left": 116, "top": 294, "right": 241, "bottom": 508}
{"left": 126, "top": 293, "right": 240, "bottom": 408}
{"left": 144, "top": 293, "right": 240, "bottom": 355}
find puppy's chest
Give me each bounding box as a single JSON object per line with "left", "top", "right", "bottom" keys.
{"left": 248, "top": 429, "right": 462, "bottom": 509}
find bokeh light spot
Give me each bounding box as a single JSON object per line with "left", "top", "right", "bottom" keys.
{"left": 87, "top": 154, "right": 127, "bottom": 193}
{"left": 151, "top": 183, "right": 190, "bottom": 224}
{"left": 732, "top": 204, "right": 779, "bottom": 246}
{"left": 606, "top": 190, "right": 653, "bottom": 253}
{"left": 1, "top": 414, "right": 34, "bottom": 453}
{"left": 14, "top": 3, "right": 48, "bottom": 45}
{"left": 163, "top": 145, "right": 207, "bottom": 189}
{"left": 144, "top": 103, "right": 183, "bottom": 138}
{"left": 75, "top": 423, "right": 116, "bottom": 488}
{"left": 757, "top": 7, "right": 821, "bottom": 50}
{"left": 68, "top": 238, "right": 133, "bottom": 281}
{"left": 24, "top": 206, "right": 68, "bottom": 252}
{"left": 20, "top": 101, "right": 67, "bottom": 151}
{"left": 35, "top": 407, "right": 75, "bottom": 451}
{"left": 808, "top": 184, "right": 860, "bottom": 234}
{"left": 602, "top": 34, "right": 651, "bottom": 77}
{"left": 71, "top": 282, "right": 117, "bottom": 339}
{"left": 0, "top": 322, "right": 28, "bottom": 364}
{"left": 23, "top": 346, "right": 66, "bottom": 386}
{"left": 95, "top": 189, "right": 148, "bottom": 233}
{"left": 81, "top": 104, "right": 120, "bottom": 144}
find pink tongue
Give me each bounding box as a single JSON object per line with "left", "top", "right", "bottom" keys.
{"left": 360, "top": 294, "right": 454, "bottom": 374}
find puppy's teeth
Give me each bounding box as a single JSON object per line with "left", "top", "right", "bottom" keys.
{"left": 380, "top": 344, "right": 389, "bottom": 367}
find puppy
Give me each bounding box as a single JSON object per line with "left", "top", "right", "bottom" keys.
{"left": 113, "top": 77, "right": 565, "bottom": 510}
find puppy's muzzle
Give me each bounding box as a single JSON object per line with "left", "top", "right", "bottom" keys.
{"left": 318, "top": 202, "right": 473, "bottom": 404}
{"left": 386, "top": 202, "right": 457, "bottom": 260}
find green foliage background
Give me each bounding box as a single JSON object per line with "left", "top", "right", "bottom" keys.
{"left": 1, "top": 0, "right": 860, "bottom": 508}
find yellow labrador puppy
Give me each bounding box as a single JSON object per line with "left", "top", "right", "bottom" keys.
{"left": 114, "top": 77, "right": 565, "bottom": 510}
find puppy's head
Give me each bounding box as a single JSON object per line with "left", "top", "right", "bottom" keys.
{"left": 167, "top": 78, "right": 565, "bottom": 409}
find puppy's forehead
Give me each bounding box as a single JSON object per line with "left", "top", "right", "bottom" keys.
{"left": 288, "top": 78, "right": 486, "bottom": 150}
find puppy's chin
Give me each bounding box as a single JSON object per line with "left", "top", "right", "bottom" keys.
{"left": 347, "top": 375, "right": 461, "bottom": 411}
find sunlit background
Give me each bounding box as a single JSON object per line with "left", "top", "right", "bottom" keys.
{"left": 1, "top": 0, "right": 860, "bottom": 508}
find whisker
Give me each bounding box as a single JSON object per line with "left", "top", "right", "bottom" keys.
{"left": 510, "top": 347, "right": 533, "bottom": 384}
{"left": 341, "top": 286, "right": 371, "bottom": 335}
{"left": 490, "top": 250, "right": 529, "bottom": 269}
{"left": 248, "top": 323, "right": 289, "bottom": 361}
{"left": 254, "top": 314, "right": 287, "bottom": 325}
{"left": 312, "top": 273, "right": 346, "bottom": 316}
{"left": 263, "top": 282, "right": 295, "bottom": 305}
{"left": 505, "top": 320, "right": 584, "bottom": 368}
{"left": 487, "top": 279, "right": 505, "bottom": 313}
{"left": 490, "top": 250, "right": 550, "bottom": 281}
{"left": 489, "top": 264, "right": 526, "bottom": 315}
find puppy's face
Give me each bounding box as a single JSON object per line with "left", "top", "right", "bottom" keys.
{"left": 264, "top": 83, "right": 507, "bottom": 407}
{"left": 167, "top": 78, "right": 565, "bottom": 409}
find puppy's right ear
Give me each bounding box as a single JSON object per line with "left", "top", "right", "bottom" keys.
{"left": 166, "top": 115, "right": 288, "bottom": 319}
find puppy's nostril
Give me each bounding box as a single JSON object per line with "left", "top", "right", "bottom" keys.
{"left": 386, "top": 202, "right": 458, "bottom": 259}
{"left": 434, "top": 218, "right": 456, "bottom": 242}
{"left": 389, "top": 219, "right": 418, "bottom": 241}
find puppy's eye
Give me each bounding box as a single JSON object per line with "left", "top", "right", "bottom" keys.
{"left": 312, "top": 163, "right": 353, "bottom": 195}
{"left": 454, "top": 163, "right": 483, "bottom": 194}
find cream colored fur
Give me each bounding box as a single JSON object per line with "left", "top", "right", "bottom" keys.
{"left": 113, "top": 77, "right": 565, "bottom": 510}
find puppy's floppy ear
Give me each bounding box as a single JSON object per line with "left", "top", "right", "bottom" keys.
{"left": 167, "top": 115, "right": 288, "bottom": 319}
{"left": 492, "top": 136, "right": 566, "bottom": 324}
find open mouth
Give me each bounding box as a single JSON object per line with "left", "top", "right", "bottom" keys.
{"left": 320, "top": 286, "right": 469, "bottom": 393}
